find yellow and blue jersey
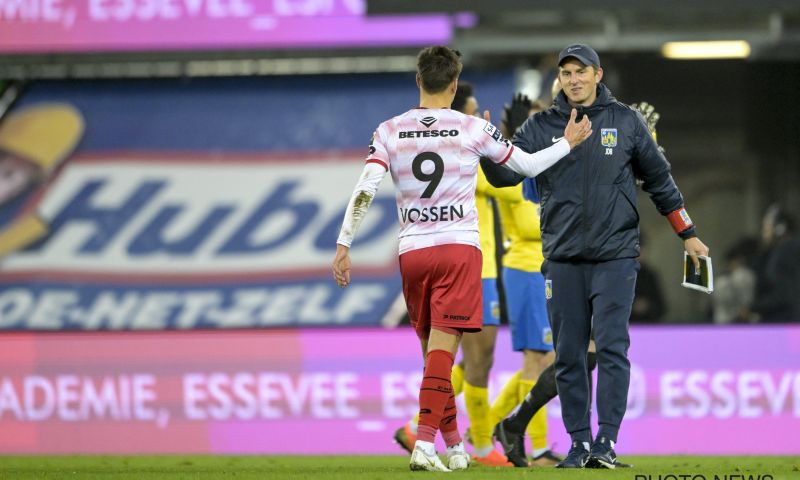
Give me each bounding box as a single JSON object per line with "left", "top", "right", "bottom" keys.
{"left": 493, "top": 184, "right": 544, "bottom": 273}
{"left": 476, "top": 166, "right": 498, "bottom": 280}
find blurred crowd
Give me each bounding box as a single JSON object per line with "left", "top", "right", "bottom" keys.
{"left": 710, "top": 204, "right": 800, "bottom": 324}
{"left": 630, "top": 204, "right": 800, "bottom": 325}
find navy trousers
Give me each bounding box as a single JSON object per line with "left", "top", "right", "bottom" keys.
{"left": 542, "top": 258, "right": 638, "bottom": 443}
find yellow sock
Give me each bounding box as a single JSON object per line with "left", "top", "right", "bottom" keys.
{"left": 519, "top": 379, "right": 548, "bottom": 451}
{"left": 451, "top": 363, "right": 465, "bottom": 396}
{"left": 463, "top": 381, "right": 493, "bottom": 450}
{"left": 489, "top": 370, "right": 521, "bottom": 426}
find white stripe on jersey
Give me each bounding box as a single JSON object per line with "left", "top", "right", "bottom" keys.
{"left": 367, "top": 108, "right": 513, "bottom": 255}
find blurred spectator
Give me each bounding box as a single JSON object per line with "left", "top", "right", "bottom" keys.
{"left": 629, "top": 232, "right": 666, "bottom": 324}
{"left": 751, "top": 204, "right": 800, "bottom": 323}
{"left": 711, "top": 236, "right": 759, "bottom": 324}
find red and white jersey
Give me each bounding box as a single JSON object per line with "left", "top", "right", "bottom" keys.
{"left": 368, "top": 108, "right": 513, "bottom": 255}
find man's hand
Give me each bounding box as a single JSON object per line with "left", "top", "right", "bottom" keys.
{"left": 502, "top": 93, "right": 533, "bottom": 138}
{"left": 332, "top": 244, "right": 352, "bottom": 288}
{"left": 684, "top": 237, "right": 710, "bottom": 272}
{"left": 563, "top": 108, "right": 592, "bottom": 149}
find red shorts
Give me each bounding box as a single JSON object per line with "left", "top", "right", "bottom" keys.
{"left": 399, "top": 244, "right": 483, "bottom": 340}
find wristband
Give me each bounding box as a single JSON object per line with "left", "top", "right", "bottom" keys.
{"left": 667, "top": 207, "right": 694, "bottom": 235}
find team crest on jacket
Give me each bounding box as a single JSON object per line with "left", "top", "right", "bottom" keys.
{"left": 545, "top": 279, "right": 552, "bottom": 299}
{"left": 601, "top": 128, "right": 618, "bottom": 147}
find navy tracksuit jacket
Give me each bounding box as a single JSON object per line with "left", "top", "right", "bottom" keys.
{"left": 483, "top": 84, "right": 688, "bottom": 443}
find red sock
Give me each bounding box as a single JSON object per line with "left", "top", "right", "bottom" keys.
{"left": 439, "top": 389, "right": 461, "bottom": 447}
{"left": 416, "top": 349, "right": 455, "bottom": 444}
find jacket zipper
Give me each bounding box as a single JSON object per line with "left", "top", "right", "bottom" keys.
{"left": 580, "top": 106, "right": 589, "bottom": 257}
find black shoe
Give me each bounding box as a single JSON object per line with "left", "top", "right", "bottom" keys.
{"left": 493, "top": 420, "right": 528, "bottom": 468}
{"left": 555, "top": 441, "right": 589, "bottom": 468}
{"left": 586, "top": 436, "right": 617, "bottom": 469}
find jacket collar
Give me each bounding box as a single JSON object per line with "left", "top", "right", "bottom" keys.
{"left": 554, "top": 83, "right": 616, "bottom": 117}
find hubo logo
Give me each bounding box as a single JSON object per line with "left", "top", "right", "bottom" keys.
{"left": 419, "top": 116, "right": 437, "bottom": 128}
{"left": 1, "top": 155, "right": 399, "bottom": 275}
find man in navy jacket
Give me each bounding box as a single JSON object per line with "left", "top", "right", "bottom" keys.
{"left": 483, "top": 44, "right": 709, "bottom": 468}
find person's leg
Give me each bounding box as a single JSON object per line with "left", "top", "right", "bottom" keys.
{"left": 544, "top": 260, "right": 593, "bottom": 444}
{"left": 506, "top": 351, "right": 596, "bottom": 433}
{"left": 392, "top": 250, "right": 429, "bottom": 454}
{"left": 589, "top": 258, "right": 637, "bottom": 444}
{"left": 407, "top": 327, "right": 462, "bottom": 472}
{"left": 452, "top": 361, "right": 465, "bottom": 395}
{"left": 461, "top": 326, "right": 497, "bottom": 455}
{"left": 428, "top": 245, "right": 484, "bottom": 471}
{"left": 396, "top": 348, "right": 464, "bottom": 453}
{"left": 461, "top": 276, "right": 504, "bottom": 461}
{"left": 488, "top": 370, "right": 521, "bottom": 425}
{"left": 519, "top": 350, "right": 547, "bottom": 454}
{"left": 502, "top": 267, "right": 556, "bottom": 453}
{"left": 518, "top": 271, "right": 556, "bottom": 459}
{"left": 523, "top": 351, "right": 556, "bottom": 463}
{"left": 405, "top": 244, "right": 482, "bottom": 471}
{"left": 417, "top": 327, "right": 462, "bottom": 445}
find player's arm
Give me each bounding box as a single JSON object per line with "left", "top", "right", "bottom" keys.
{"left": 479, "top": 95, "right": 538, "bottom": 188}
{"left": 480, "top": 158, "right": 525, "bottom": 188}
{"left": 502, "top": 108, "right": 592, "bottom": 177}
{"left": 333, "top": 161, "right": 387, "bottom": 288}
{"left": 630, "top": 107, "right": 709, "bottom": 269}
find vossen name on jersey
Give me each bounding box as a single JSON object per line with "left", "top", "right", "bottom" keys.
{"left": 399, "top": 204, "right": 465, "bottom": 223}
{"left": 398, "top": 129, "right": 459, "bottom": 139}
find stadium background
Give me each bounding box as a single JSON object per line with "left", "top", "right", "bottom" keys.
{"left": 0, "top": 0, "right": 799, "bottom": 459}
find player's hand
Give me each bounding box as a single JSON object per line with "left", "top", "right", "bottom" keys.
{"left": 502, "top": 93, "right": 532, "bottom": 138}
{"left": 332, "top": 244, "right": 352, "bottom": 288}
{"left": 563, "top": 108, "right": 592, "bottom": 149}
{"left": 684, "top": 237, "right": 709, "bottom": 273}
{"left": 632, "top": 101, "right": 660, "bottom": 140}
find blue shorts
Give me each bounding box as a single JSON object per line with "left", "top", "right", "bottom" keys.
{"left": 503, "top": 267, "right": 553, "bottom": 352}
{"left": 482, "top": 278, "right": 501, "bottom": 326}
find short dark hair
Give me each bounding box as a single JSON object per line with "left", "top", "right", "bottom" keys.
{"left": 451, "top": 82, "right": 473, "bottom": 113}
{"left": 417, "top": 46, "right": 463, "bottom": 94}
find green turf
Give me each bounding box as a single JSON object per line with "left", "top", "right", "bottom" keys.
{"left": 0, "top": 456, "right": 797, "bottom": 480}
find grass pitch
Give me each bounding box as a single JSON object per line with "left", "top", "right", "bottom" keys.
{"left": 0, "top": 455, "right": 797, "bottom": 479}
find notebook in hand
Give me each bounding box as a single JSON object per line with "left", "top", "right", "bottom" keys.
{"left": 681, "top": 252, "right": 713, "bottom": 294}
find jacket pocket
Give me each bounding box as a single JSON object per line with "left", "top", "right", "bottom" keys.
{"left": 616, "top": 185, "right": 639, "bottom": 228}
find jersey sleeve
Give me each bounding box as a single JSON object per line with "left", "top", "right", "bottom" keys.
{"left": 366, "top": 123, "right": 390, "bottom": 171}
{"left": 465, "top": 116, "right": 514, "bottom": 165}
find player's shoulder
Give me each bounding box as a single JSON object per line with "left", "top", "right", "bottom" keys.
{"left": 610, "top": 101, "right": 646, "bottom": 131}
{"left": 376, "top": 111, "right": 407, "bottom": 130}
{"left": 612, "top": 101, "right": 643, "bottom": 119}
{"left": 533, "top": 105, "right": 561, "bottom": 122}
{"left": 433, "top": 107, "right": 476, "bottom": 128}
{"left": 372, "top": 110, "right": 412, "bottom": 137}
{"left": 518, "top": 107, "right": 555, "bottom": 134}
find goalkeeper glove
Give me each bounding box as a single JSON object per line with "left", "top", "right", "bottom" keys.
{"left": 502, "top": 93, "right": 533, "bottom": 138}
{"left": 631, "top": 101, "right": 660, "bottom": 141}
